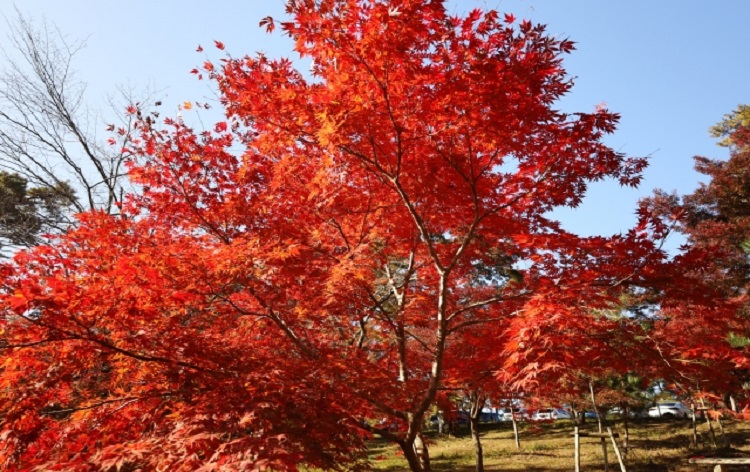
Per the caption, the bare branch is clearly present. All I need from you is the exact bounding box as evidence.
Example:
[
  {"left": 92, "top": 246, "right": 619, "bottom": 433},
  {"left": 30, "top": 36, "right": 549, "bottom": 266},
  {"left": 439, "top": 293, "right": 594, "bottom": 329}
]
[{"left": 0, "top": 10, "right": 157, "bottom": 247}]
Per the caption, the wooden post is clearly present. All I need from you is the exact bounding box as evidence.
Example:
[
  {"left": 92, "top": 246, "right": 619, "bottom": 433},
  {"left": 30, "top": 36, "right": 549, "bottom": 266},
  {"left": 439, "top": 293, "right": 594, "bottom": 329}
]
[
  {"left": 573, "top": 431, "right": 622, "bottom": 471},
  {"left": 607, "top": 427, "right": 627, "bottom": 472},
  {"left": 589, "top": 381, "right": 609, "bottom": 472}
]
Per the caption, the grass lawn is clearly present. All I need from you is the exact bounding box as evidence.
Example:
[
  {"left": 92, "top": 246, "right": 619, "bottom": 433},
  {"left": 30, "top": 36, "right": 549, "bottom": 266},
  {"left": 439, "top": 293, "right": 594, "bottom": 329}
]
[{"left": 365, "top": 418, "right": 750, "bottom": 471}]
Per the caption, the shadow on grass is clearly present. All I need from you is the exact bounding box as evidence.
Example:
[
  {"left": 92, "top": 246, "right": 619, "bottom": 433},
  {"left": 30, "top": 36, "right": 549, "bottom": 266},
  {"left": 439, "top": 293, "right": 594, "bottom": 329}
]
[
  {"left": 368, "top": 437, "right": 573, "bottom": 471},
  {"left": 372, "top": 460, "right": 576, "bottom": 472},
  {"left": 369, "top": 419, "right": 750, "bottom": 471}
]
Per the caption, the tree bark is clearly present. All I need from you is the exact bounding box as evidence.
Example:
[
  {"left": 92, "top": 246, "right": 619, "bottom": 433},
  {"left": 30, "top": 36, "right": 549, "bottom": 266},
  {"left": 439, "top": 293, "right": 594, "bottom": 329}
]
[
  {"left": 573, "top": 426, "right": 581, "bottom": 472},
  {"left": 415, "top": 433, "right": 431, "bottom": 472},
  {"left": 469, "top": 392, "right": 485, "bottom": 472},
  {"left": 691, "top": 401, "right": 698, "bottom": 448},
  {"left": 701, "top": 398, "right": 718, "bottom": 450},
  {"left": 622, "top": 403, "right": 630, "bottom": 454},
  {"left": 590, "top": 381, "right": 609, "bottom": 472},
  {"left": 401, "top": 440, "right": 424, "bottom": 472},
  {"left": 715, "top": 412, "right": 728, "bottom": 448},
  {"left": 510, "top": 403, "right": 521, "bottom": 450}
]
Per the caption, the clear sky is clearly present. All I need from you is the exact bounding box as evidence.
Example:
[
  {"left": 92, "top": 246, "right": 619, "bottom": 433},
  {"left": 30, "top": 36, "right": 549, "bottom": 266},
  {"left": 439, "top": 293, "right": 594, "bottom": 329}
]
[{"left": 1, "top": 1, "right": 748, "bottom": 249}]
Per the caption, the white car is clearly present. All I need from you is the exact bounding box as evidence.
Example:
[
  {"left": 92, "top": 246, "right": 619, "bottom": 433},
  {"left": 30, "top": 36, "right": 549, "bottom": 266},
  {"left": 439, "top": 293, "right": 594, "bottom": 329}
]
[
  {"left": 532, "top": 408, "right": 572, "bottom": 421},
  {"left": 608, "top": 406, "right": 647, "bottom": 418},
  {"left": 647, "top": 402, "right": 693, "bottom": 419},
  {"left": 500, "top": 408, "right": 528, "bottom": 422}
]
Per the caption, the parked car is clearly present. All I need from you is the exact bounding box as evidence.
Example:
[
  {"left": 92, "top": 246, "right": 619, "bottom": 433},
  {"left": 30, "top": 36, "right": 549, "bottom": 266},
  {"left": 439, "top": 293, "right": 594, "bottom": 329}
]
[
  {"left": 608, "top": 406, "right": 647, "bottom": 418},
  {"left": 500, "top": 408, "right": 528, "bottom": 422},
  {"left": 450, "top": 410, "right": 471, "bottom": 425},
  {"left": 569, "top": 410, "right": 601, "bottom": 421},
  {"left": 479, "top": 411, "right": 501, "bottom": 423},
  {"left": 531, "top": 408, "right": 572, "bottom": 421},
  {"left": 376, "top": 418, "right": 402, "bottom": 431},
  {"left": 428, "top": 410, "right": 470, "bottom": 429},
  {"left": 647, "top": 402, "right": 693, "bottom": 419}
]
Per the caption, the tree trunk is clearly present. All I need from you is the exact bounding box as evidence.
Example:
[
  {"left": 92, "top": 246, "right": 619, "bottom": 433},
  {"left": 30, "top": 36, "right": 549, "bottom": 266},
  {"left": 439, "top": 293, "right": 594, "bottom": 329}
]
[
  {"left": 398, "top": 417, "right": 432, "bottom": 472},
  {"left": 705, "top": 414, "right": 718, "bottom": 449},
  {"left": 469, "top": 393, "right": 485, "bottom": 472},
  {"left": 590, "top": 381, "right": 610, "bottom": 472},
  {"left": 470, "top": 415, "right": 484, "bottom": 472},
  {"left": 691, "top": 401, "right": 698, "bottom": 448},
  {"left": 510, "top": 404, "right": 521, "bottom": 449},
  {"left": 415, "top": 433, "right": 431, "bottom": 472},
  {"left": 401, "top": 440, "right": 424, "bottom": 472},
  {"left": 700, "top": 398, "right": 718, "bottom": 450},
  {"left": 715, "top": 412, "right": 728, "bottom": 448},
  {"left": 573, "top": 407, "right": 584, "bottom": 425},
  {"left": 622, "top": 403, "right": 630, "bottom": 453}
]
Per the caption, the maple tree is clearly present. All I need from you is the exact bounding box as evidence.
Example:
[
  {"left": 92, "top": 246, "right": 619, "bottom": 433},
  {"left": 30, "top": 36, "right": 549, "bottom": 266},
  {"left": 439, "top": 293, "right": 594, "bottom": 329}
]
[
  {"left": 0, "top": 1, "right": 684, "bottom": 471},
  {"left": 644, "top": 106, "right": 750, "bottom": 408},
  {"left": 685, "top": 106, "right": 750, "bottom": 301}
]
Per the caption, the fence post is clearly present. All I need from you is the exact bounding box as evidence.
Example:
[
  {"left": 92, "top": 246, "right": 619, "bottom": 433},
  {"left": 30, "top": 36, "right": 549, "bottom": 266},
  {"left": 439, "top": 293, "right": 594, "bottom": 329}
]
[{"left": 607, "top": 427, "right": 627, "bottom": 472}]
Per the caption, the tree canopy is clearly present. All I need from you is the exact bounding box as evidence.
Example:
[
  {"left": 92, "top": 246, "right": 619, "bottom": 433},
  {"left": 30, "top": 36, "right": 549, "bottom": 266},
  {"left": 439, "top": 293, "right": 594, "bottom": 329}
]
[{"left": 0, "top": 2, "right": 746, "bottom": 471}]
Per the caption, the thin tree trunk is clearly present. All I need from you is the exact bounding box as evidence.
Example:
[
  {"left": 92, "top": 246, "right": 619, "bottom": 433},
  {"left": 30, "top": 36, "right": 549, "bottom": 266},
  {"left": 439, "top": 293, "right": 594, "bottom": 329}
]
[
  {"left": 469, "top": 393, "right": 485, "bottom": 472},
  {"left": 715, "top": 413, "right": 728, "bottom": 448},
  {"left": 691, "top": 401, "right": 698, "bottom": 448},
  {"left": 622, "top": 403, "right": 630, "bottom": 454},
  {"left": 701, "top": 398, "right": 718, "bottom": 450},
  {"left": 590, "top": 381, "right": 610, "bottom": 472},
  {"left": 510, "top": 403, "right": 521, "bottom": 450},
  {"left": 573, "top": 407, "right": 584, "bottom": 425},
  {"left": 705, "top": 414, "right": 718, "bottom": 449},
  {"left": 573, "top": 426, "right": 581, "bottom": 472}
]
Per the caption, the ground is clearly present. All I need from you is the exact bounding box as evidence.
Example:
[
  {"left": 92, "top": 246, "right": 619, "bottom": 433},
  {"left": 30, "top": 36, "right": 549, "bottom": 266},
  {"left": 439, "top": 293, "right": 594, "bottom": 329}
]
[{"left": 359, "top": 418, "right": 750, "bottom": 471}]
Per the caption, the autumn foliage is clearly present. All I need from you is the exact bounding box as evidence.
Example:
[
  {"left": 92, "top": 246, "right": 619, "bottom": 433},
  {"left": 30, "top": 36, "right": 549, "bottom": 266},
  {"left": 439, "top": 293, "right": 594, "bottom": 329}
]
[
  {"left": 0, "top": 1, "right": 745, "bottom": 471},
  {"left": 645, "top": 107, "right": 750, "bottom": 393}
]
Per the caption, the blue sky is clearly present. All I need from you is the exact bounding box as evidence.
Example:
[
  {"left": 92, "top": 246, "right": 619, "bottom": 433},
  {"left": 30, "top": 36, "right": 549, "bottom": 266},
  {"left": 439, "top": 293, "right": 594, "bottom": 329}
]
[{"left": 1, "top": 1, "right": 748, "bottom": 249}]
